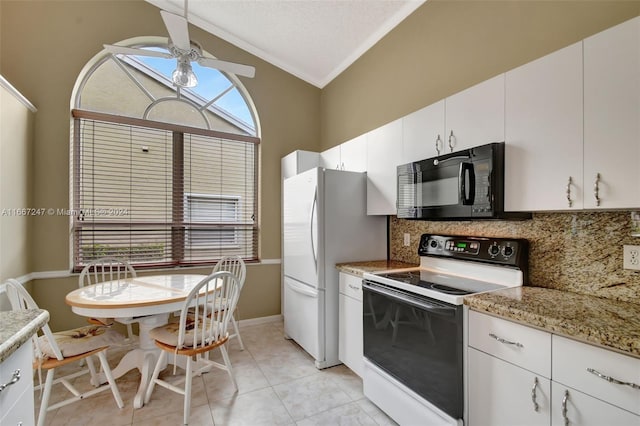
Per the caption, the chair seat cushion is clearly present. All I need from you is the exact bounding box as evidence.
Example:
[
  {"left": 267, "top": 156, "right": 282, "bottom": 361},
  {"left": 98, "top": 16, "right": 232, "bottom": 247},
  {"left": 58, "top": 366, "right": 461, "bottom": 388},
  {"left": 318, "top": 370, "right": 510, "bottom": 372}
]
[
  {"left": 149, "top": 316, "right": 222, "bottom": 348},
  {"left": 38, "top": 325, "right": 125, "bottom": 359}
]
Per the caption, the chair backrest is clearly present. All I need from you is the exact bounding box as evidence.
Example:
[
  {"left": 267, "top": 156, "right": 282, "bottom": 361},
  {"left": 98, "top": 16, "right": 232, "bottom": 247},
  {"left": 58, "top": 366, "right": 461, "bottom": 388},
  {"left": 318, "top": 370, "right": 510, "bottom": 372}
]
[
  {"left": 175, "top": 271, "right": 240, "bottom": 350},
  {"left": 4, "top": 279, "right": 64, "bottom": 361},
  {"left": 212, "top": 256, "right": 246, "bottom": 291},
  {"left": 79, "top": 257, "right": 136, "bottom": 288}
]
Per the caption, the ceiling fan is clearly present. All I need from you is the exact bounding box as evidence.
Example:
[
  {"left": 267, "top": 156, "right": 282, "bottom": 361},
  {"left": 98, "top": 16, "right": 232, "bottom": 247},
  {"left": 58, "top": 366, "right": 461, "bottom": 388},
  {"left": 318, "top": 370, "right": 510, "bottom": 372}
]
[{"left": 103, "top": 2, "right": 255, "bottom": 88}]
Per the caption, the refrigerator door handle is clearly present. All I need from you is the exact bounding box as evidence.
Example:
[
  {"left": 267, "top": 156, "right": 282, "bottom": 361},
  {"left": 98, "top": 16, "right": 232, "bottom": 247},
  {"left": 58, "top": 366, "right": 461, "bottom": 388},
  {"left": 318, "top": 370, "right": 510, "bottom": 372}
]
[
  {"left": 310, "top": 190, "right": 318, "bottom": 273},
  {"left": 287, "top": 278, "right": 319, "bottom": 298}
]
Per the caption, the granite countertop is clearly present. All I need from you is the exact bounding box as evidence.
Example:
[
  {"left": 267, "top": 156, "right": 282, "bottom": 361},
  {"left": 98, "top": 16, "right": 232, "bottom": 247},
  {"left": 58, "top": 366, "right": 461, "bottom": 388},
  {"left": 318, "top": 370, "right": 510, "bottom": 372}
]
[
  {"left": 464, "top": 286, "right": 640, "bottom": 359},
  {"left": 0, "top": 309, "right": 49, "bottom": 363},
  {"left": 336, "top": 260, "right": 419, "bottom": 277}
]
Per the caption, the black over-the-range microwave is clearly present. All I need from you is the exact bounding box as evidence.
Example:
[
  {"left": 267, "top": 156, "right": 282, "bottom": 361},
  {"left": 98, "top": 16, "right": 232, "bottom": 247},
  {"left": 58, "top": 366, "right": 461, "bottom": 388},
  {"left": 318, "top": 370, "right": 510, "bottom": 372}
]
[{"left": 396, "top": 142, "right": 531, "bottom": 220}]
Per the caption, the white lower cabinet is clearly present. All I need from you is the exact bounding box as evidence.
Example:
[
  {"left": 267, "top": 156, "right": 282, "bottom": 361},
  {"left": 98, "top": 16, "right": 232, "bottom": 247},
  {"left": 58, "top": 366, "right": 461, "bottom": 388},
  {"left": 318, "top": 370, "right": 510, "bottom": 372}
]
[
  {"left": 0, "top": 339, "right": 35, "bottom": 426},
  {"left": 551, "top": 382, "right": 640, "bottom": 426},
  {"left": 467, "top": 310, "right": 640, "bottom": 426},
  {"left": 338, "top": 272, "right": 363, "bottom": 377},
  {"left": 468, "top": 348, "right": 551, "bottom": 426}
]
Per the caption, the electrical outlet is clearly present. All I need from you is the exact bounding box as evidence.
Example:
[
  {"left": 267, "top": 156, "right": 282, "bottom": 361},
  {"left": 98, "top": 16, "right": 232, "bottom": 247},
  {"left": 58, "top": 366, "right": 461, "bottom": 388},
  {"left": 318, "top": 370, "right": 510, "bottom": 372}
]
[
  {"left": 623, "top": 245, "right": 640, "bottom": 270},
  {"left": 403, "top": 233, "right": 411, "bottom": 247}
]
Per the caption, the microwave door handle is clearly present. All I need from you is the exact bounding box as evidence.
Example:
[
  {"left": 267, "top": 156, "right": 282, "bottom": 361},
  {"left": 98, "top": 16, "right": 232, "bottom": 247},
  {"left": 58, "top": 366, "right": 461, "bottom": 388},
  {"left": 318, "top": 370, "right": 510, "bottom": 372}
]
[{"left": 459, "top": 162, "right": 475, "bottom": 205}]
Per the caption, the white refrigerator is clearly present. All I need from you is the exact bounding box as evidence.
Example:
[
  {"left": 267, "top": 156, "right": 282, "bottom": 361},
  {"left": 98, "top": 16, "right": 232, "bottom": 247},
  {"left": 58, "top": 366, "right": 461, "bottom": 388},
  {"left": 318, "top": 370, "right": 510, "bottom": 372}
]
[{"left": 283, "top": 167, "right": 386, "bottom": 369}]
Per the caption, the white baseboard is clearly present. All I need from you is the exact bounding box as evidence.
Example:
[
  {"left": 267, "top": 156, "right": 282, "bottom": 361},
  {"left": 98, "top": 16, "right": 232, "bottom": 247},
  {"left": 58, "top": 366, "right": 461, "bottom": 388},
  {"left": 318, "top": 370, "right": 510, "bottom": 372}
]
[{"left": 238, "top": 314, "right": 282, "bottom": 327}]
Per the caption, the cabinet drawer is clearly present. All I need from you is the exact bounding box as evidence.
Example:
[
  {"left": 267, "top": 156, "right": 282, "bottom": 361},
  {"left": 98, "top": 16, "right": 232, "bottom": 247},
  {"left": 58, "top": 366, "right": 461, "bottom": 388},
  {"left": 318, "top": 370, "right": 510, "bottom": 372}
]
[
  {"left": 468, "top": 310, "right": 551, "bottom": 377},
  {"left": 0, "top": 340, "right": 33, "bottom": 417},
  {"left": 339, "top": 272, "right": 362, "bottom": 301},
  {"left": 553, "top": 335, "right": 640, "bottom": 415}
]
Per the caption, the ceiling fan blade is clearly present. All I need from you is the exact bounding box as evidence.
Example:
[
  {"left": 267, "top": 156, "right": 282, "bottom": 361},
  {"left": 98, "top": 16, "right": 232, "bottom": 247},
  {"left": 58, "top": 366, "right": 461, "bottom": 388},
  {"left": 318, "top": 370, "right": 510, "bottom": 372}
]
[
  {"left": 198, "top": 57, "right": 256, "bottom": 78},
  {"left": 160, "top": 10, "right": 191, "bottom": 52},
  {"left": 103, "top": 44, "right": 172, "bottom": 59}
]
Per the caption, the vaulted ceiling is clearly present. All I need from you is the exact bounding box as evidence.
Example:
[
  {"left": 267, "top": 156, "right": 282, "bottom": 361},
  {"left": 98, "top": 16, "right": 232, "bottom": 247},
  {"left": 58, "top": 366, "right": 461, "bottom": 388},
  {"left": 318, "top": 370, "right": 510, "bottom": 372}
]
[{"left": 146, "top": 0, "right": 425, "bottom": 88}]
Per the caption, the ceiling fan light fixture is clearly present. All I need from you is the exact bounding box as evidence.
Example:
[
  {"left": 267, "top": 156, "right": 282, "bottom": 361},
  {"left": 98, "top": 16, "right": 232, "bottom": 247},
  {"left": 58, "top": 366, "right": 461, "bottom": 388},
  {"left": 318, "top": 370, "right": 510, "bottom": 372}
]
[{"left": 172, "top": 59, "right": 197, "bottom": 88}]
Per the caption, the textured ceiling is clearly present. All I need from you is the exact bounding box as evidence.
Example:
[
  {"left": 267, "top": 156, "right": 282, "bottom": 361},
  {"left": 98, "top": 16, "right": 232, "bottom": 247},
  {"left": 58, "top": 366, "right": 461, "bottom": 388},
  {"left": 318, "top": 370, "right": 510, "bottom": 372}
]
[{"left": 146, "top": 0, "right": 425, "bottom": 88}]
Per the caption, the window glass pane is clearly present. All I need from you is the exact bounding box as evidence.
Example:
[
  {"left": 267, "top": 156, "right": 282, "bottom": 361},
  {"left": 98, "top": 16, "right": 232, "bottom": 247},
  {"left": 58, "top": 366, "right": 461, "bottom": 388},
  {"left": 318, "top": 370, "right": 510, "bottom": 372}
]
[{"left": 214, "top": 88, "right": 254, "bottom": 128}]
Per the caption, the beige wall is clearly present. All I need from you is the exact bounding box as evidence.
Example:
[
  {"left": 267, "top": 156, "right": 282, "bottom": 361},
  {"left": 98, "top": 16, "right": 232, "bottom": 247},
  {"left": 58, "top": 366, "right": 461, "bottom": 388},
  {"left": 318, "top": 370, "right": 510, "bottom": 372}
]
[
  {"left": 0, "top": 0, "right": 320, "bottom": 330},
  {"left": 0, "top": 83, "right": 33, "bottom": 281},
  {"left": 320, "top": 0, "right": 640, "bottom": 149}
]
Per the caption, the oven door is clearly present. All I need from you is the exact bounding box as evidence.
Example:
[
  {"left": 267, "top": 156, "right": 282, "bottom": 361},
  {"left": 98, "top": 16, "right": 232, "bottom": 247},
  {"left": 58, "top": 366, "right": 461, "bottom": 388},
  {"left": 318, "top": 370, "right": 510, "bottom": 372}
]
[{"left": 362, "top": 280, "right": 463, "bottom": 419}]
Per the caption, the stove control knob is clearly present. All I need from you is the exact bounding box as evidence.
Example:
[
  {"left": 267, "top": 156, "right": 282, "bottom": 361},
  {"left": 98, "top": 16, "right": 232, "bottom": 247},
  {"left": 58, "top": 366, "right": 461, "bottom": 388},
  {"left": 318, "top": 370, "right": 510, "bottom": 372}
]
[
  {"left": 429, "top": 239, "right": 438, "bottom": 248},
  {"left": 488, "top": 244, "right": 500, "bottom": 256},
  {"left": 502, "top": 246, "right": 514, "bottom": 258}
]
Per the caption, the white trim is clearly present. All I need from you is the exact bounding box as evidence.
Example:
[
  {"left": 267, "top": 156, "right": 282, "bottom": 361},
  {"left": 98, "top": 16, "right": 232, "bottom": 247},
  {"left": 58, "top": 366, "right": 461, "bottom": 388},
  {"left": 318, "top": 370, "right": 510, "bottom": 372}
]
[
  {"left": 0, "top": 75, "right": 37, "bottom": 112},
  {"left": 238, "top": 314, "right": 282, "bottom": 328},
  {"left": 10, "top": 259, "right": 281, "bottom": 283}
]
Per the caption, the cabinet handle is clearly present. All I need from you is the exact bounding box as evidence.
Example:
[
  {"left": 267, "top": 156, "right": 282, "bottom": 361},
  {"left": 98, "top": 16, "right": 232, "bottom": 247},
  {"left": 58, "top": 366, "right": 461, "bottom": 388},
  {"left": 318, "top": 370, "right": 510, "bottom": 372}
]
[
  {"left": 0, "top": 369, "right": 21, "bottom": 393},
  {"left": 586, "top": 367, "right": 640, "bottom": 390},
  {"left": 531, "top": 377, "right": 539, "bottom": 412},
  {"left": 561, "top": 390, "right": 569, "bottom": 426},
  {"left": 489, "top": 333, "right": 523, "bottom": 348},
  {"left": 566, "top": 177, "right": 573, "bottom": 208},
  {"left": 435, "top": 135, "right": 442, "bottom": 155},
  {"left": 348, "top": 284, "right": 360, "bottom": 291},
  {"left": 448, "top": 130, "right": 456, "bottom": 152},
  {"left": 341, "top": 162, "right": 345, "bottom": 171},
  {"left": 335, "top": 163, "right": 340, "bottom": 170},
  {"left": 593, "top": 173, "right": 601, "bottom": 206}
]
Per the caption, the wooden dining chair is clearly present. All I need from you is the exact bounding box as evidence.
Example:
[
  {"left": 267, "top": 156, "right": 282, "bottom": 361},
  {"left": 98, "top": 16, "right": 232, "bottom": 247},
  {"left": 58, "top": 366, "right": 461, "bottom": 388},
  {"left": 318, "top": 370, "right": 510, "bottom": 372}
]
[
  {"left": 212, "top": 255, "right": 246, "bottom": 350},
  {"left": 144, "top": 271, "right": 241, "bottom": 425},
  {"left": 79, "top": 256, "right": 138, "bottom": 341},
  {"left": 4, "top": 279, "right": 125, "bottom": 426}
]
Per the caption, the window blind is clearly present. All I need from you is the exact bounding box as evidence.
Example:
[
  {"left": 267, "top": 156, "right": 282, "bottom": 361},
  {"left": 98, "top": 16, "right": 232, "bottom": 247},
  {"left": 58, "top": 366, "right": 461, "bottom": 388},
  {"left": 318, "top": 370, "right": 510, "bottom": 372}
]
[{"left": 71, "top": 110, "right": 259, "bottom": 271}]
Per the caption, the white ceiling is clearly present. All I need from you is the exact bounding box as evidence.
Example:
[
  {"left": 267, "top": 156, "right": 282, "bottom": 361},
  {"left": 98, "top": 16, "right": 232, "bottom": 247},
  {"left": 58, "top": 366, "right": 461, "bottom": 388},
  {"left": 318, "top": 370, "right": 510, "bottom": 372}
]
[{"left": 145, "top": 0, "right": 425, "bottom": 88}]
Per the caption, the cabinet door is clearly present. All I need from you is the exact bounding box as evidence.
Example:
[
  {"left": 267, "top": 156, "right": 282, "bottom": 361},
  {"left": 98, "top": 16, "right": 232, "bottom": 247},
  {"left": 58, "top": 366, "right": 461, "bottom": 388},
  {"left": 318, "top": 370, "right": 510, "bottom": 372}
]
[
  {"left": 584, "top": 17, "right": 640, "bottom": 209},
  {"left": 445, "top": 74, "right": 505, "bottom": 153},
  {"left": 340, "top": 134, "right": 367, "bottom": 172},
  {"left": 551, "top": 382, "right": 640, "bottom": 426},
  {"left": 505, "top": 42, "right": 584, "bottom": 211},
  {"left": 468, "top": 348, "right": 551, "bottom": 426},
  {"left": 402, "top": 100, "right": 445, "bottom": 163},
  {"left": 320, "top": 145, "right": 341, "bottom": 170},
  {"left": 338, "top": 293, "right": 363, "bottom": 377},
  {"left": 366, "top": 118, "right": 403, "bottom": 215}
]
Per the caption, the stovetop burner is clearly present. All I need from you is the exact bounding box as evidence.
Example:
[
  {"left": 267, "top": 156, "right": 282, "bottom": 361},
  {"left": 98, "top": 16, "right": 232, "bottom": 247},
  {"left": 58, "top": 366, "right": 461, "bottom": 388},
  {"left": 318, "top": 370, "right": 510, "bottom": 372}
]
[
  {"left": 428, "top": 283, "right": 472, "bottom": 295},
  {"left": 375, "top": 270, "right": 499, "bottom": 298}
]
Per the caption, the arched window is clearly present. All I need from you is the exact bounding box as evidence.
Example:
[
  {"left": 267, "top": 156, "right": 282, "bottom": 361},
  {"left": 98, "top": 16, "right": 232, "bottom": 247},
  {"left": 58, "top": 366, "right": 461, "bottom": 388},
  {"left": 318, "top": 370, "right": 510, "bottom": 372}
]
[{"left": 70, "top": 37, "right": 259, "bottom": 271}]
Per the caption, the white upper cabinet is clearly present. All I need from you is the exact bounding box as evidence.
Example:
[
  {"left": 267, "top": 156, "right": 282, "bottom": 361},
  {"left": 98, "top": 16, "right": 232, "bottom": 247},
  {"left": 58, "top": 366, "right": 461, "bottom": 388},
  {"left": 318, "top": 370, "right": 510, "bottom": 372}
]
[
  {"left": 320, "top": 145, "right": 341, "bottom": 170},
  {"left": 584, "top": 16, "right": 640, "bottom": 209},
  {"left": 320, "top": 135, "right": 367, "bottom": 172},
  {"left": 402, "top": 100, "right": 445, "bottom": 163},
  {"left": 505, "top": 42, "right": 584, "bottom": 211},
  {"left": 445, "top": 74, "right": 505, "bottom": 153},
  {"left": 282, "top": 150, "right": 319, "bottom": 180},
  {"left": 367, "top": 118, "right": 403, "bottom": 215},
  {"left": 340, "top": 134, "right": 367, "bottom": 172}
]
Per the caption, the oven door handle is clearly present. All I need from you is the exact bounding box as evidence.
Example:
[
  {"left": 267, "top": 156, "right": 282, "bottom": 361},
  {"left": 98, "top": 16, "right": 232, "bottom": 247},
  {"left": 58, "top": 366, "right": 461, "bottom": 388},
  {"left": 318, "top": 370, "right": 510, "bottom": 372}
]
[{"left": 363, "top": 281, "right": 457, "bottom": 316}]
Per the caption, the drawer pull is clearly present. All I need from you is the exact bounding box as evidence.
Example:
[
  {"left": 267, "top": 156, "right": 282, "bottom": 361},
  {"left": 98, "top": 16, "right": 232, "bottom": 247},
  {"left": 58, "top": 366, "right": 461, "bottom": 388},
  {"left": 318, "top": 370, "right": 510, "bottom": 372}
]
[
  {"left": 0, "top": 369, "right": 21, "bottom": 393},
  {"left": 348, "top": 284, "right": 360, "bottom": 291},
  {"left": 586, "top": 367, "right": 640, "bottom": 390},
  {"left": 531, "top": 377, "right": 539, "bottom": 412},
  {"left": 561, "top": 390, "right": 569, "bottom": 426},
  {"left": 489, "top": 333, "right": 523, "bottom": 348}
]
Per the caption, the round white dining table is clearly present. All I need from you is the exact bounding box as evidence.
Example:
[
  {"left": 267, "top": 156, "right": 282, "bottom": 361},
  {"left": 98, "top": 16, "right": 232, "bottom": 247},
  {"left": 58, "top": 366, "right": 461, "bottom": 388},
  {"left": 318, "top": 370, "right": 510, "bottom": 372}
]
[{"left": 65, "top": 274, "right": 207, "bottom": 409}]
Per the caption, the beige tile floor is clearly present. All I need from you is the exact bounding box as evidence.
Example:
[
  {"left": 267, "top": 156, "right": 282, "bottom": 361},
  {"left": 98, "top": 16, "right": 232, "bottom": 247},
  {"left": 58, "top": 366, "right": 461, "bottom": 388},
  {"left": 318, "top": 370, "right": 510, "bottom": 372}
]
[{"left": 36, "top": 319, "right": 397, "bottom": 425}]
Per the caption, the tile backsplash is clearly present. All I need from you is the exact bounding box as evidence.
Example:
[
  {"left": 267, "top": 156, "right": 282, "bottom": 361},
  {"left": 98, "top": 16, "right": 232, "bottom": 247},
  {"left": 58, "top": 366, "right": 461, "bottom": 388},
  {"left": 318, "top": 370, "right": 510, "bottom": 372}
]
[{"left": 390, "top": 211, "right": 640, "bottom": 304}]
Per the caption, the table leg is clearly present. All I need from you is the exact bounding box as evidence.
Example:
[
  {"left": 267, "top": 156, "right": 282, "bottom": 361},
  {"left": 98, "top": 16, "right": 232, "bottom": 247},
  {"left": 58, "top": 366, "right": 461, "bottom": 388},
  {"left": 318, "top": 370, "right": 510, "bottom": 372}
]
[{"left": 102, "top": 314, "right": 169, "bottom": 408}]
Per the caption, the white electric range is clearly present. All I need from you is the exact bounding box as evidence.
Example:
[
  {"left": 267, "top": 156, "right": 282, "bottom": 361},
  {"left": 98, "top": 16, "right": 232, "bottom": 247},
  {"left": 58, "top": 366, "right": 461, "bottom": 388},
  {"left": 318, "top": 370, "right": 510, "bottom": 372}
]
[{"left": 361, "top": 233, "right": 529, "bottom": 426}]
